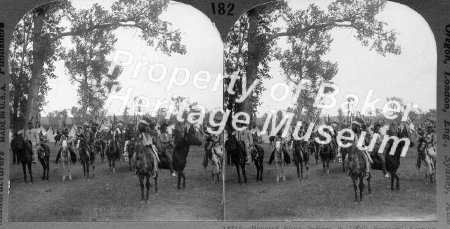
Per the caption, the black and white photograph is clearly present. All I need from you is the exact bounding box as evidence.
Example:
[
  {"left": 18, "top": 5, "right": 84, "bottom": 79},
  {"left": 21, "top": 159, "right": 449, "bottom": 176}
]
[
  {"left": 8, "top": 0, "right": 224, "bottom": 221},
  {"left": 223, "top": 0, "right": 437, "bottom": 221}
]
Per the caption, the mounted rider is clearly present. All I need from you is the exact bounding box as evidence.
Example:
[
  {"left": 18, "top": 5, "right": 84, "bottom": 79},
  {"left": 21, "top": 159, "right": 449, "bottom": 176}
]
[
  {"left": 80, "top": 122, "right": 94, "bottom": 153},
  {"left": 425, "top": 124, "right": 436, "bottom": 157},
  {"left": 203, "top": 121, "right": 222, "bottom": 169},
  {"left": 350, "top": 118, "right": 373, "bottom": 178},
  {"left": 235, "top": 122, "right": 254, "bottom": 164},
  {"left": 135, "top": 117, "right": 160, "bottom": 178},
  {"left": 159, "top": 122, "right": 176, "bottom": 177},
  {"left": 24, "top": 121, "right": 41, "bottom": 164},
  {"left": 370, "top": 121, "right": 389, "bottom": 178}
]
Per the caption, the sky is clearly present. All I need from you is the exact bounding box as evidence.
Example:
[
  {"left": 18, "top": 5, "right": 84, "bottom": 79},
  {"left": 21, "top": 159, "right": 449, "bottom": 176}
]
[
  {"left": 43, "top": 0, "right": 223, "bottom": 116},
  {"left": 257, "top": 0, "right": 436, "bottom": 117},
  {"left": 38, "top": 0, "right": 436, "bottom": 119}
]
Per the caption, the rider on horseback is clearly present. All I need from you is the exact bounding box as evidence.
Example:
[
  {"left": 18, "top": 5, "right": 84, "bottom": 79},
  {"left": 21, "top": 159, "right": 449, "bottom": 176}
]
[
  {"left": 24, "top": 122, "right": 41, "bottom": 164},
  {"left": 159, "top": 122, "right": 176, "bottom": 177},
  {"left": 135, "top": 117, "right": 160, "bottom": 178},
  {"left": 351, "top": 118, "right": 372, "bottom": 178},
  {"left": 204, "top": 123, "right": 221, "bottom": 169},
  {"left": 235, "top": 122, "right": 254, "bottom": 165},
  {"left": 371, "top": 122, "right": 389, "bottom": 178},
  {"left": 80, "top": 122, "right": 94, "bottom": 154}
]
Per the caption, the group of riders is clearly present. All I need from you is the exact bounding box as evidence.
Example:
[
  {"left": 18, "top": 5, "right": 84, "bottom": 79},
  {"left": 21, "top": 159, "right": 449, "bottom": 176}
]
[
  {"left": 14, "top": 116, "right": 227, "bottom": 181},
  {"left": 224, "top": 117, "right": 437, "bottom": 182},
  {"left": 14, "top": 115, "right": 437, "bottom": 183}
]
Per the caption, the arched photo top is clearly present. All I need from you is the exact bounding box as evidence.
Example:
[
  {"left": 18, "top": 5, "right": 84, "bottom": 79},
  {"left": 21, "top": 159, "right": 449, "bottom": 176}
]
[
  {"left": 223, "top": 0, "right": 437, "bottom": 221},
  {"left": 8, "top": 0, "right": 223, "bottom": 222}
]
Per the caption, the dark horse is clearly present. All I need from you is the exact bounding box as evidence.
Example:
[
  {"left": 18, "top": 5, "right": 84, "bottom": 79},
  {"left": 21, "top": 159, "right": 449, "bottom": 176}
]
[
  {"left": 252, "top": 144, "right": 264, "bottom": 182},
  {"left": 292, "top": 139, "right": 310, "bottom": 181},
  {"left": 38, "top": 143, "right": 51, "bottom": 180},
  {"left": 319, "top": 135, "right": 337, "bottom": 174},
  {"left": 10, "top": 133, "right": 33, "bottom": 183},
  {"left": 371, "top": 123, "right": 412, "bottom": 190},
  {"left": 134, "top": 140, "right": 158, "bottom": 201},
  {"left": 158, "top": 123, "right": 202, "bottom": 189},
  {"left": 225, "top": 132, "right": 247, "bottom": 184},
  {"left": 344, "top": 144, "right": 371, "bottom": 202},
  {"left": 106, "top": 132, "right": 121, "bottom": 173},
  {"left": 76, "top": 136, "right": 96, "bottom": 178}
]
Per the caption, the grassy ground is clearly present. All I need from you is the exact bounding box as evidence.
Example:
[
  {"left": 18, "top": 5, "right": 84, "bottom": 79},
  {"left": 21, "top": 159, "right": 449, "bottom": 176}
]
[
  {"left": 9, "top": 143, "right": 223, "bottom": 221},
  {"left": 224, "top": 142, "right": 436, "bottom": 221}
]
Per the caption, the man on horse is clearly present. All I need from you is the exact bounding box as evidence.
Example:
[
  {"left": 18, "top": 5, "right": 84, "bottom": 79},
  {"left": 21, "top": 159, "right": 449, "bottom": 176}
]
[
  {"left": 350, "top": 118, "right": 372, "bottom": 178},
  {"left": 81, "top": 122, "right": 94, "bottom": 153},
  {"left": 24, "top": 122, "right": 41, "bottom": 164},
  {"left": 235, "top": 122, "right": 253, "bottom": 164},
  {"left": 159, "top": 122, "right": 176, "bottom": 177},
  {"left": 370, "top": 122, "right": 389, "bottom": 178},
  {"left": 135, "top": 117, "right": 160, "bottom": 178},
  {"left": 203, "top": 122, "right": 222, "bottom": 170}
]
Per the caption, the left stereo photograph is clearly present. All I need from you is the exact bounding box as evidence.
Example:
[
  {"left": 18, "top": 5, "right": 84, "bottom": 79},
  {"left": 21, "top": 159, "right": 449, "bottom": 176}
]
[{"left": 7, "top": 0, "right": 224, "bottom": 221}]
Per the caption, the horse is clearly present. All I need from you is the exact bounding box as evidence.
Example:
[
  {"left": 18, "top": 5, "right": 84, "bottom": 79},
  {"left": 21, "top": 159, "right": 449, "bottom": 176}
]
[
  {"left": 252, "top": 143, "right": 264, "bottom": 182},
  {"left": 76, "top": 136, "right": 96, "bottom": 179},
  {"left": 371, "top": 123, "right": 412, "bottom": 190},
  {"left": 134, "top": 140, "right": 158, "bottom": 201},
  {"left": 105, "top": 132, "right": 121, "bottom": 173},
  {"left": 10, "top": 133, "right": 33, "bottom": 183},
  {"left": 343, "top": 144, "right": 371, "bottom": 202},
  {"left": 93, "top": 138, "right": 106, "bottom": 164},
  {"left": 309, "top": 137, "right": 320, "bottom": 164},
  {"left": 319, "top": 138, "right": 337, "bottom": 175},
  {"left": 292, "top": 139, "right": 309, "bottom": 181},
  {"left": 225, "top": 132, "right": 247, "bottom": 184},
  {"left": 125, "top": 139, "right": 136, "bottom": 171},
  {"left": 37, "top": 143, "right": 50, "bottom": 180},
  {"left": 158, "top": 123, "right": 202, "bottom": 189}
]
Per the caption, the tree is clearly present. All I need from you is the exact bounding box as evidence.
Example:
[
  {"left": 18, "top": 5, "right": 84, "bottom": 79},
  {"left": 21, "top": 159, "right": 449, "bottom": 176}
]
[
  {"left": 47, "top": 111, "right": 60, "bottom": 128},
  {"left": 64, "top": 4, "right": 121, "bottom": 123},
  {"left": 224, "top": 0, "right": 401, "bottom": 128},
  {"left": 18, "top": 0, "right": 186, "bottom": 130}
]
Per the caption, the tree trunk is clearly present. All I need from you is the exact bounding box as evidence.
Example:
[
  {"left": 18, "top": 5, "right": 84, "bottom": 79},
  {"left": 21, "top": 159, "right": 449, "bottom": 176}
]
[
  {"left": 242, "top": 8, "right": 259, "bottom": 124},
  {"left": 25, "top": 7, "right": 45, "bottom": 130}
]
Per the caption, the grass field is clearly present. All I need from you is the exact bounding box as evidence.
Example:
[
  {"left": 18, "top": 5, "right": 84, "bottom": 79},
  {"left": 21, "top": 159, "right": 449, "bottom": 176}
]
[
  {"left": 9, "top": 143, "right": 223, "bottom": 221},
  {"left": 224, "top": 142, "right": 437, "bottom": 221}
]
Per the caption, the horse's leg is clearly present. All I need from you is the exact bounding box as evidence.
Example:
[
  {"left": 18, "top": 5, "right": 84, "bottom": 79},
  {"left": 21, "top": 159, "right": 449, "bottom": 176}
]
[
  {"left": 260, "top": 159, "right": 264, "bottom": 182},
  {"left": 327, "top": 159, "right": 330, "bottom": 175},
  {"left": 86, "top": 161, "right": 90, "bottom": 179},
  {"left": 21, "top": 162, "right": 27, "bottom": 183},
  {"left": 359, "top": 177, "right": 364, "bottom": 202},
  {"left": 28, "top": 162, "right": 33, "bottom": 183},
  {"left": 113, "top": 158, "right": 116, "bottom": 173},
  {"left": 275, "top": 163, "right": 280, "bottom": 182},
  {"left": 395, "top": 172, "right": 400, "bottom": 190},
  {"left": 139, "top": 175, "right": 145, "bottom": 201},
  {"left": 390, "top": 173, "right": 395, "bottom": 190},
  {"left": 367, "top": 173, "right": 372, "bottom": 195},
  {"left": 109, "top": 159, "right": 112, "bottom": 171},
  {"left": 235, "top": 164, "right": 241, "bottom": 184},
  {"left": 41, "top": 162, "right": 45, "bottom": 180},
  {"left": 177, "top": 171, "right": 181, "bottom": 190},
  {"left": 146, "top": 175, "right": 150, "bottom": 201},
  {"left": 241, "top": 164, "right": 247, "bottom": 184},
  {"left": 154, "top": 173, "right": 158, "bottom": 193},
  {"left": 68, "top": 161, "right": 72, "bottom": 180},
  {"left": 352, "top": 178, "right": 358, "bottom": 202}
]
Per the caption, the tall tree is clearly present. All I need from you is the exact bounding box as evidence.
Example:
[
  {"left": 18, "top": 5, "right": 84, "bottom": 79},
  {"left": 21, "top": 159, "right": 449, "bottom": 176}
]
[
  {"left": 17, "top": 0, "right": 186, "bottom": 130},
  {"left": 64, "top": 4, "right": 121, "bottom": 123},
  {"left": 224, "top": 0, "right": 401, "bottom": 128}
]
